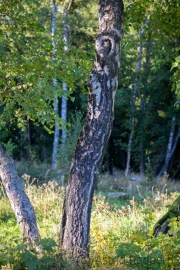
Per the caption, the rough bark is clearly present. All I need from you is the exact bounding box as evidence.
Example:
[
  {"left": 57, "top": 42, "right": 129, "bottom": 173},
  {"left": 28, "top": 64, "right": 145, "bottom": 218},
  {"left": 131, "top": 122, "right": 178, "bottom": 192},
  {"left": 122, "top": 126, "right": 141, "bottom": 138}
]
[
  {"left": 60, "top": 0, "right": 124, "bottom": 257},
  {"left": 0, "top": 145, "right": 40, "bottom": 242}
]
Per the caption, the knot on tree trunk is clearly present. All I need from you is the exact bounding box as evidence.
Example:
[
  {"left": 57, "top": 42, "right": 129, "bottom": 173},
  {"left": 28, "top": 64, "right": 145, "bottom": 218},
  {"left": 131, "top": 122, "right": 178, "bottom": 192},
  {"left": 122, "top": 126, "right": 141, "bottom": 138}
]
[{"left": 95, "top": 35, "right": 115, "bottom": 59}]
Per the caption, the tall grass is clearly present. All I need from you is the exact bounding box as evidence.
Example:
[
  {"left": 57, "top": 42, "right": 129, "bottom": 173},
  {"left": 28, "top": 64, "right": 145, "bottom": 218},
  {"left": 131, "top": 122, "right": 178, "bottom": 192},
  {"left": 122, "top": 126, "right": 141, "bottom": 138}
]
[{"left": 0, "top": 166, "right": 180, "bottom": 269}]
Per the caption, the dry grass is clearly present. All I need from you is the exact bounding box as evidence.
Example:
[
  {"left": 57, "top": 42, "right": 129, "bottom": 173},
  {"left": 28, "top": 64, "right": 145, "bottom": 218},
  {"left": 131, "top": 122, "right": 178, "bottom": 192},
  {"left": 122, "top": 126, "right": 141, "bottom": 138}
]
[{"left": 1, "top": 169, "right": 180, "bottom": 269}]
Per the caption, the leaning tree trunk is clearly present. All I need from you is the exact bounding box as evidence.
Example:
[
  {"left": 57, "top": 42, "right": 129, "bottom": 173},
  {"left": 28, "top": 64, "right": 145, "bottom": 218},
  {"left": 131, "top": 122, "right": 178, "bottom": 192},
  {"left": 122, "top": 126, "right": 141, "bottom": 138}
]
[
  {"left": 158, "top": 126, "right": 180, "bottom": 177},
  {"left": 0, "top": 146, "right": 40, "bottom": 243},
  {"left": 60, "top": 0, "right": 124, "bottom": 258},
  {"left": 165, "top": 116, "right": 176, "bottom": 165}
]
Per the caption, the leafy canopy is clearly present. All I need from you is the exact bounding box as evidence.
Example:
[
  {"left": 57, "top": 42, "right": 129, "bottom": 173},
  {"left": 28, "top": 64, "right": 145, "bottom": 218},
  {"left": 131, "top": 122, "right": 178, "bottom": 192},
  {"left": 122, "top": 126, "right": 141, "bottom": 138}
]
[{"left": 0, "top": 0, "right": 92, "bottom": 131}]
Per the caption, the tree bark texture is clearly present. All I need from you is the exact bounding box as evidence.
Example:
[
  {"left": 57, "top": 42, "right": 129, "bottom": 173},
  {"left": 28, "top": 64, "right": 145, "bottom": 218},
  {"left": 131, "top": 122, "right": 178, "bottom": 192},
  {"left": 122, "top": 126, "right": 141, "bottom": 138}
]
[
  {"left": 60, "top": 0, "right": 124, "bottom": 257},
  {"left": 0, "top": 146, "right": 40, "bottom": 242}
]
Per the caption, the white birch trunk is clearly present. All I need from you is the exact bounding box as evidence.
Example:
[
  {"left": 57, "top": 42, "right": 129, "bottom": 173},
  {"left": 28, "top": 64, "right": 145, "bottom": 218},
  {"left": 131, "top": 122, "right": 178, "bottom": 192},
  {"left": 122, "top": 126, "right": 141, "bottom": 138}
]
[
  {"left": 0, "top": 146, "right": 40, "bottom": 242},
  {"left": 52, "top": 1, "right": 72, "bottom": 167},
  {"left": 138, "top": 19, "right": 150, "bottom": 175},
  {"left": 158, "top": 121, "right": 179, "bottom": 177},
  {"left": 138, "top": 29, "right": 145, "bottom": 175},
  {"left": 60, "top": 0, "right": 124, "bottom": 257},
  {"left": 165, "top": 116, "right": 176, "bottom": 164},
  {"left": 125, "top": 83, "right": 136, "bottom": 177},
  {"left": 61, "top": 82, "right": 68, "bottom": 141},
  {"left": 51, "top": 0, "right": 60, "bottom": 170},
  {"left": 125, "top": 25, "right": 145, "bottom": 177},
  {"left": 61, "top": 21, "right": 69, "bottom": 142}
]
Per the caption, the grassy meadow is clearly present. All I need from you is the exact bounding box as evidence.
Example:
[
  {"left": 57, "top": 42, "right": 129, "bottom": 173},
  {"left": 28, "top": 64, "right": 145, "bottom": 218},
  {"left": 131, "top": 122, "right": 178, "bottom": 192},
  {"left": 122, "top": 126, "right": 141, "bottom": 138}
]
[{"left": 0, "top": 162, "right": 180, "bottom": 269}]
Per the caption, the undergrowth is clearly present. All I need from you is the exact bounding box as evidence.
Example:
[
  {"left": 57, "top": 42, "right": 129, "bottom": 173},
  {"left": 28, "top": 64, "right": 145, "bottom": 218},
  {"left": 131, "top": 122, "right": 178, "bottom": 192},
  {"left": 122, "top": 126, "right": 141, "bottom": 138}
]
[{"left": 0, "top": 167, "right": 180, "bottom": 269}]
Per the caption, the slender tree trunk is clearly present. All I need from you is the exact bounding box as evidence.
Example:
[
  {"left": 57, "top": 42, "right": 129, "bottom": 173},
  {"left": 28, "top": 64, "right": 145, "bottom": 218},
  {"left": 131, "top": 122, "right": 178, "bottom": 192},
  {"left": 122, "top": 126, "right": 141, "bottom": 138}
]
[
  {"left": 138, "top": 29, "right": 145, "bottom": 176},
  {"left": 158, "top": 125, "right": 180, "bottom": 177},
  {"left": 165, "top": 116, "right": 176, "bottom": 164},
  {"left": 125, "top": 83, "right": 136, "bottom": 177},
  {"left": 125, "top": 24, "right": 146, "bottom": 177},
  {"left": 27, "top": 117, "right": 31, "bottom": 148},
  {"left": 0, "top": 145, "right": 40, "bottom": 242},
  {"left": 60, "top": 0, "right": 124, "bottom": 258},
  {"left": 52, "top": 91, "right": 60, "bottom": 170},
  {"left": 61, "top": 19, "right": 69, "bottom": 141},
  {"left": 137, "top": 19, "right": 150, "bottom": 176},
  {"left": 51, "top": 0, "right": 60, "bottom": 170}
]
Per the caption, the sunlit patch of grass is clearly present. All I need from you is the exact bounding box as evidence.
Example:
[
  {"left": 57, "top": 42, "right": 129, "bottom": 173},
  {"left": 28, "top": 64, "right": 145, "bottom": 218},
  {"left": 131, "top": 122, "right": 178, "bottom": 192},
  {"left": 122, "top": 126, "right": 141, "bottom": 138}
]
[
  {"left": 1, "top": 168, "right": 180, "bottom": 269},
  {"left": 90, "top": 173, "right": 180, "bottom": 269}
]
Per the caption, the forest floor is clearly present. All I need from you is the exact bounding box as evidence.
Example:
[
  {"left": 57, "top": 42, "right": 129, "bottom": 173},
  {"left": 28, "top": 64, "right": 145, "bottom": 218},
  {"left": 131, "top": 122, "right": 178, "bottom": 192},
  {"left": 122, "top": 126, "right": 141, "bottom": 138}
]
[{"left": 1, "top": 162, "right": 180, "bottom": 269}]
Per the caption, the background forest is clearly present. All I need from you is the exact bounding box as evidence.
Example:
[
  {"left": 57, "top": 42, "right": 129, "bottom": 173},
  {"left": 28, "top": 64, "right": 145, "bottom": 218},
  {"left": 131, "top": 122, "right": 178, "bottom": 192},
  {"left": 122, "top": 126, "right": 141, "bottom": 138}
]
[
  {"left": 0, "top": 0, "right": 180, "bottom": 179},
  {"left": 1, "top": 0, "right": 180, "bottom": 269}
]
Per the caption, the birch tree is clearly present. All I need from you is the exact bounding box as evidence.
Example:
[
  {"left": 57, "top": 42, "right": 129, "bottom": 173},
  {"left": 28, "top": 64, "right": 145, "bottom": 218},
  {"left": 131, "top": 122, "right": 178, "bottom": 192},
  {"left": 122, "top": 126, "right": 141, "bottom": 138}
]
[
  {"left": 158, "top": 121, "right": 180, "bottom": 177},
  {"left": 52, "top": 0, "right": 72, "bottom": 169},
  {"left": 125, "top": 20, "right": 147, "bottom": 177},
  {"left": 61, "top": 1, "right": 72, "bottom": 142},
  {"left": 125, "top": 83, "right": 136, "bottom": 177},
  {"left": 0, "top": 146, "right": 40, "bottom": 243},
  {"left": 60, "top": 0, "right": 124, "bottom": 257},
  {"left": 51, "top": 0, "right": 60, "bottom": 170}
]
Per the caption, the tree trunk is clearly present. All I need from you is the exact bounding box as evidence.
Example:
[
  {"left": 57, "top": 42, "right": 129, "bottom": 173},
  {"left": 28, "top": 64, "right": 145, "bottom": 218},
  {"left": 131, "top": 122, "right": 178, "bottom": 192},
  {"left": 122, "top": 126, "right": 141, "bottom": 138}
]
[
  {"left": 158, "top": 125, "right": 180, "bottom": 177},
  {"left": 125, "top": 83, "right": 136, "bottom": 177},
  {"left": 125, "top": 22, "right": 147, "bottom": 177},
  {"left": 51, "top": 0, "right": 60, "bottom": 170},
  {"left": 61, "top": 19, "right": 69, "bottom": 142},
  {"left": 165, "top": 116, "right": 176, "bottom": 164},
  {"left": 0, "top": 145, "right": 40, "bottom": 243},
  {"left": 52, "top": 92, "right": 60, "bottom": 170},
  {"left": 137, "top": 19, "right": 150, "bottom": 176},
  {"left": 60, "top": 0, "right": 124, "bottom": 258},
  {"left": 61, "top": 83, "right": 68, "bottom": 142},
  {"left": 138, "top": 29, "right": 145, "bottom": 176}
]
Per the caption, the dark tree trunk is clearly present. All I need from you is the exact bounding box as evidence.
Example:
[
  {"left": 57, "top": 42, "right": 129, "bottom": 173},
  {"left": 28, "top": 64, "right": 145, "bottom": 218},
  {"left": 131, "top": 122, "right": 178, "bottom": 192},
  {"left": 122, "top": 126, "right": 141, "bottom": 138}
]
[
  {"left": 60, "top": 0, "right": 124, "bottom": 257},
  {"left": 0, "top": 145, "right": 40, "bottom": 243}
]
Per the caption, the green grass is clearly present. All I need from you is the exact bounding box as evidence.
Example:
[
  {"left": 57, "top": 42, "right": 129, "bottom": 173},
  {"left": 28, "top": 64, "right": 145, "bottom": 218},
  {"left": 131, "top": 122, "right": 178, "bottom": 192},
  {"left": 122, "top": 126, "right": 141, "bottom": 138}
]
[{"left": 1, "top": 167, "right": 180, "bottom": 269}]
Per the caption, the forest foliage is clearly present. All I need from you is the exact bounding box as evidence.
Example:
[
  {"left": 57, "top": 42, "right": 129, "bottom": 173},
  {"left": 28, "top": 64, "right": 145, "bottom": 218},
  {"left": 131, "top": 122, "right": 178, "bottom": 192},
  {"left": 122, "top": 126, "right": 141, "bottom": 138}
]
[
  {"left": 0, "top": 0, "right": 180, "bottom": 177},
  {"left": 0, "top": 0, "right": 180, "bottom": 268}
]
